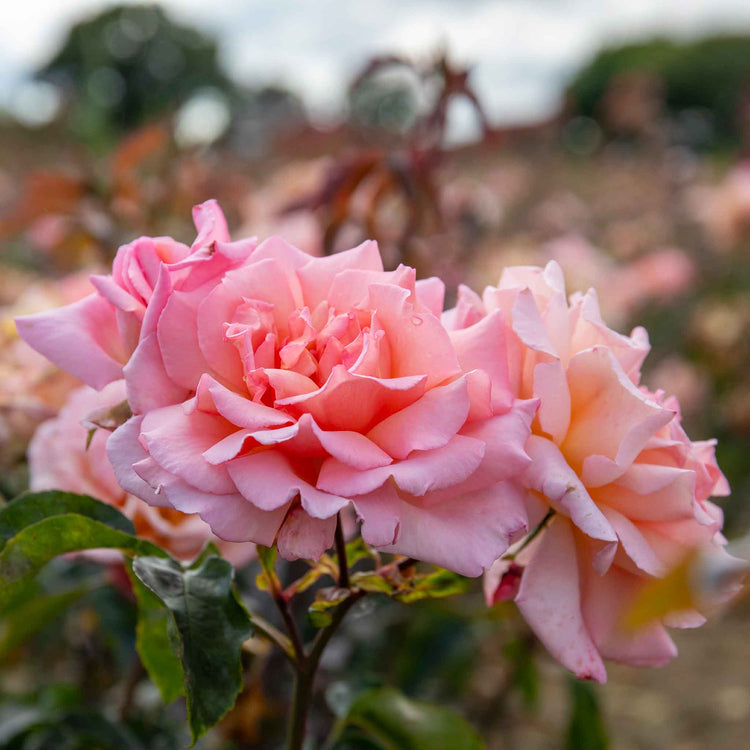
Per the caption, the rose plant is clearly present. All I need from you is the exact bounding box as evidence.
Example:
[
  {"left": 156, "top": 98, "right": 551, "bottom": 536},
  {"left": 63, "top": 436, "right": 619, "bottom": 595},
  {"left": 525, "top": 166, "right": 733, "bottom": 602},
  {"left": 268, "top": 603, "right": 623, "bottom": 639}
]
[{"left": 4, "top": 202, "right": 743, "bottom": 748}]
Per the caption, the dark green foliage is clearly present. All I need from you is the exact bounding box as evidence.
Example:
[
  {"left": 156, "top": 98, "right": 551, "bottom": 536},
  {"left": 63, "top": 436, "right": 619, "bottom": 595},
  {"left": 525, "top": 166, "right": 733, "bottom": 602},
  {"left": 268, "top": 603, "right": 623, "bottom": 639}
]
[
  {"left": 0, "top": 584, "right": 92, "bottom": 659},
  {"left": 0, "top": 490, "right": 136, "bottom": 543},
  {"left": 0, "top": 684, "right": 139, "bottom": 749},
  {"left": 132, "top": 555, "right": 253, "bottom": 743},
  {"left": 36, "top": 3, "right": 232, "bottom": 140},
  {"left": 566, "top": 678, "right": 609, "bottom": 750},
  {"left": 503, "top": 636, "right": 539, "bottom": 710},
  {"left": 0, "top": 493, "right": 167, "bottom": 609},
  {"left": 125, "top": 560, "right": 185, "bottom": 705},
  {"left": 332, "top": 685, "right": 485, "bottom": 750},
  {"left": 567, "top": 35, "right": 750, "bottom": 144}
]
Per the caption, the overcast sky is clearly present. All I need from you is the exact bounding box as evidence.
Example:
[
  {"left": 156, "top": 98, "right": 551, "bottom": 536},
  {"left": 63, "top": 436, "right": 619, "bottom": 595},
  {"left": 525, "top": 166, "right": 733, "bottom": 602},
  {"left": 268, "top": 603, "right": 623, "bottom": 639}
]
[{"left": 2, "top": 0, "right": 750, "bottom": 132}]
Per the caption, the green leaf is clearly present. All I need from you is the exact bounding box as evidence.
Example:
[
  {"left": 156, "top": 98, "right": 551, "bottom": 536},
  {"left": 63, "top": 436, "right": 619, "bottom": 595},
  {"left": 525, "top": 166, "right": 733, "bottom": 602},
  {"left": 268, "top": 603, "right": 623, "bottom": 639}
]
[
  {"left": 344, "top": 537, "right": 378, "bottom": 567},
  {"left": 308, "top": 586, "right": 350, "bottom": 628},
  {"left": 285, "top": 554, "right": 340, "bottom": 597},
  {"left": 566, "top": 678, "right": 609, "bottom": 750},
  {"left": 337, "top": 686, "right": 485, "bottom": 750},
  {"left": 350, "top": 572, "right": 394, "bottom": 595},
  {"left": 0, "top": 491, "right": 136, "bottom": 548},
  {"left": 256, "top": 544, "right": 277, "bottom": 573},
  {"left": 125, "top": 561, "right": 185, "bottom": 705},
  {"left": 255, "top": 544, "right": 281, "bottom": 592},
  {"left": 132, "top": 555, "right": 253, "bottom": 743},
  {"left": 0, "top": 585, "right": 92, "bottom": 659},
  {"left": 393, "top": 568, "right": 472, "bottom": 604},
  {"left": 191, "top": 540, "right": 222, "bottom": 567},
  {"left": 0, "top": 516, "right": 167, "bottom": 609},
  {"left": 286, "top": 563, "right": 331, "bottom": 596}
]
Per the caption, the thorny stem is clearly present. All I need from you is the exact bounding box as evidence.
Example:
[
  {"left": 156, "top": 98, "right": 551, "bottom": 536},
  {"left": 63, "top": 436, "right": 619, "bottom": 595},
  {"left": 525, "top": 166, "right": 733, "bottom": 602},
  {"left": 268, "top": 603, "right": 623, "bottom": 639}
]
[{"left": 503, "top": 508, "right": 556, "bottom": 561}]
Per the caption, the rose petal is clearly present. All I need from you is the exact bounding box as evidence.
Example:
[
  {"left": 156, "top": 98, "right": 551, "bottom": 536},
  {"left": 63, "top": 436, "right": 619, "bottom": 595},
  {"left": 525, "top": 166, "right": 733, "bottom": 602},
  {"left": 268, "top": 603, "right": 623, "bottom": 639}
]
[
  {"left": 367, "top": 282, "right": 461, "bottom": 389},
  {"left": 581, "top": 562, "right": 677, "bottom": 668},
  {"left": 277, "top": 507, "right": 336, "bottom": 561},
  {"left": 191, "top": 199, "right": 230, "bottom": 249},
  {"left": 367, "top": 375, "right": 471, "bottom": 459},
  {"left": 140, "top": 403, "right": 235, "bottom": 494},
  {"left": 227, "top": 451, "right": 348, "bottom": 518},
  {"left": 318, "top": 434, "right": 485, "bottom": 497},
  {"left": 15, "top": 293, "right": 126, "bottom": 389},
  {"left": 516, "top": 518, "right": 607, "bottom": 683},
  {"left": 297, "top": 239, "right": 383, "bottom": 309},
  {"left": 372, "top": 481, "right": 528, "bottom": 577},
  {"left": 106, "top": 416, "right": 172, "bottom": 508},
  {"left": 124, "top": 332, "right": 189, "bottom": 413},
  {"left": 449, "top": 310, "right": 514, "bottom": 413},
  {"left": 562, "top": 348, "right": 674, "bottom": 486}
]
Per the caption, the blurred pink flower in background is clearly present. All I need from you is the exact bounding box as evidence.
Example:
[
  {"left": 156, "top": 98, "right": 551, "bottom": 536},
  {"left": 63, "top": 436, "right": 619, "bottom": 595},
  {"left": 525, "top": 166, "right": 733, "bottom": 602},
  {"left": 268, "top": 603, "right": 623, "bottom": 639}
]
[
  {"left": 446, "top": 261, "right": 735, "bottom": 681},
  {"left": 237, "top": 160, "right": 328, "bottom": 257},
  {"left": 688, "top": 161, "right": 750, "bottom": 250},
  {"left": 647, "top": 355, "right": 712, "bottom": 420},
  {"left": 0, "top": 271, "right": 95, "bottom": 465},
  {"left": 543, "top": 237, "right": 695, "bottom": 325},
  {"left": 28, "top": 381, "right": 254, "bottom": 565},
  {"left": 24, "top": 214, "right": 74, "bottom": 253},
  {"left": 543, "top": 234, "right": 616, "bottom": 295},
  {"left": 604, "top": 247, "right": 695, "bottom": 318}
]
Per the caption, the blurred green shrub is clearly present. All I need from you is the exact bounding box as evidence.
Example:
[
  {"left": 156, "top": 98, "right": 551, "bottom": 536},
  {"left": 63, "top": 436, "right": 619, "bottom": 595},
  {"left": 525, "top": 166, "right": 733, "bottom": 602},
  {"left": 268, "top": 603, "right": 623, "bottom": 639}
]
[
  {"left": 36, "top": 3, "right": 233, "bottom": 145},
  {"left": 567, "top": 35, "right": 750, "bottom": 146}
]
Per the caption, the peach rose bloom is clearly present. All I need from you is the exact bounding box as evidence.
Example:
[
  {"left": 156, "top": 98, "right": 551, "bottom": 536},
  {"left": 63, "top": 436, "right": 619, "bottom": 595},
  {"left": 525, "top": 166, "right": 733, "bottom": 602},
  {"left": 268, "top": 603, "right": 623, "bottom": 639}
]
[
  {"left": 446, "top": 261, "right": 734, "bottom": 681},
  {"left": 28, "top": 380, "right": 254, "bottom": 566}
]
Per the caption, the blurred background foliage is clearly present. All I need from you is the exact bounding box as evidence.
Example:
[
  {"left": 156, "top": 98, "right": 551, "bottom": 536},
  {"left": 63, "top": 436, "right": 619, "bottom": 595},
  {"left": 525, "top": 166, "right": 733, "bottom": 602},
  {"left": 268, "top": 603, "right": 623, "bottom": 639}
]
[
  {"left": 567, "top": 35, "right": 750, "bottom": 149},
  {"left": 38, "top": 4, "right": 232, "bottom": 145},
  {"left": 0, "top": 3, "right": 748, "bottom": 749}
]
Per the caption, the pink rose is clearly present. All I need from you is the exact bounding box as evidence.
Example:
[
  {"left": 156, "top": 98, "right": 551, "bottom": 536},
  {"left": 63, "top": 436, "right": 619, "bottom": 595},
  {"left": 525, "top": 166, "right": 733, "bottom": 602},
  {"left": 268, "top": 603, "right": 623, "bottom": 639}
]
[
  {"left": 446, "top": 261, "right": 735, "bottom": 681},
  {"left": 15, "top": 200, "right": 256, "bottom": 391},
  {"left": 28, "top": 381, "right": 254, "bottom": 566},
  {"left": 18, "top": 202, "right": 536, "bottom": 575}
]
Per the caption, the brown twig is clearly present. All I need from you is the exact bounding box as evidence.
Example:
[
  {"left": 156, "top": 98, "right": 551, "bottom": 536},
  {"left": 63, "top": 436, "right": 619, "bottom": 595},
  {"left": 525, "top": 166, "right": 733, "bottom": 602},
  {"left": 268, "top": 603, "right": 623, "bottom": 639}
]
[{"left": 334, "top": 513, "right": 350, "bottom": 589}]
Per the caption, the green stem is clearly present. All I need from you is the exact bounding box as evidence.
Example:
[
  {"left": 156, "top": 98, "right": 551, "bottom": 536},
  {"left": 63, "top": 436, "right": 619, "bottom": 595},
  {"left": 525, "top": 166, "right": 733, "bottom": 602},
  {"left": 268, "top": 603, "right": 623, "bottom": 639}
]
[
  {"left": 286, "top": 667, "right": 314, "bottom": 750},
  {"left": 504, "top": 508, "right": 556, "bottom": 561},
  {"left": 273, "top": 590, "right": 307, "bottom": 667},
  {"left": 286, "top": 591, "right": 366, "bottom": 750},
  {"left": 246, "top": 611, "right": 296, "bottom": 664}
]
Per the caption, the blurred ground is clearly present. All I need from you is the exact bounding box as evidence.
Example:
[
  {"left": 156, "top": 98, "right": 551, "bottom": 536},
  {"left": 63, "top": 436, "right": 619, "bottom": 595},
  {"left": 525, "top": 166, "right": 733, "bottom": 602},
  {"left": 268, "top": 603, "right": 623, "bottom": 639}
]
[{"left": 486, "top": 599, "right": 750, "bottom": 749}]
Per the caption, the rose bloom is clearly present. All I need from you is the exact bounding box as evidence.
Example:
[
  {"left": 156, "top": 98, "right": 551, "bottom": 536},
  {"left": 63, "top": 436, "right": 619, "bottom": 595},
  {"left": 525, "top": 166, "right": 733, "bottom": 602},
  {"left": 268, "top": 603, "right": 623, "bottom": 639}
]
[
  {"left": 17, "top": 201, "right": 536, "bottom": 575},
  {"left": 445, "top": 261, "right": 736, "bottom": 681},
  {"left": 29, "top": 380, "right": 253, "bottom": 565}
]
